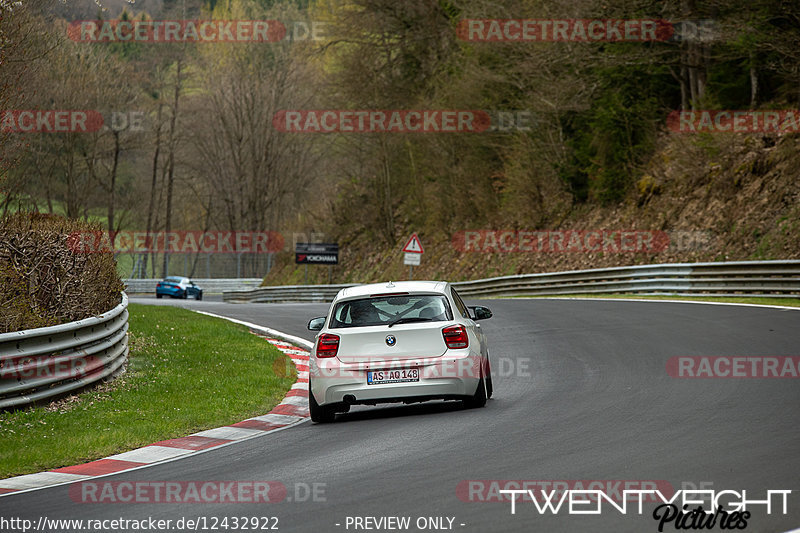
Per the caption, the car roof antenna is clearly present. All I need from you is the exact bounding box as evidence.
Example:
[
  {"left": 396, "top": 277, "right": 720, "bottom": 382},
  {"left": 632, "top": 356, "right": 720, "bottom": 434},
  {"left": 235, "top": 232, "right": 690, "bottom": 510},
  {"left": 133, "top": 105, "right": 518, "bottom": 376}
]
[{"left": 386, "top": 281, "right": 395, "bottom": 288}]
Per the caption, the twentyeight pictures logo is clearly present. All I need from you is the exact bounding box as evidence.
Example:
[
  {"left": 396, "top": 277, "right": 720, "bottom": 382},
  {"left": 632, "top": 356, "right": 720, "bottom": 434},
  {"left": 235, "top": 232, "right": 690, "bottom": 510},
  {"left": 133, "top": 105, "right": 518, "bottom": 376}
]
[{"left": 460, "top": 480, "right": 793, "bottom": 531}]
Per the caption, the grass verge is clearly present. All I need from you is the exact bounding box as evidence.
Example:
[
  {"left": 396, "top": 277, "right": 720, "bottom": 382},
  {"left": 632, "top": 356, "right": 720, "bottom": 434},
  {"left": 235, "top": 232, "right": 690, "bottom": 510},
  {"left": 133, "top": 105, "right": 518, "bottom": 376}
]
[
  {"left": 0, "top": 304, "right": 296, "bottom": 479},
  {"left": 512, "top": 294, "right": 800, "bottom": 308}
]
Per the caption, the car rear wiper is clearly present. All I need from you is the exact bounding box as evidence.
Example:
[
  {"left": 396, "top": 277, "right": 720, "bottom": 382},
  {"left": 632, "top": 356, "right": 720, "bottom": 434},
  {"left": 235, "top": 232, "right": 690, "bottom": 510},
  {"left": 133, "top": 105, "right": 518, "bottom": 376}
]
[{"left": 387, "top": 317, "right": 434, "bottom": 328}]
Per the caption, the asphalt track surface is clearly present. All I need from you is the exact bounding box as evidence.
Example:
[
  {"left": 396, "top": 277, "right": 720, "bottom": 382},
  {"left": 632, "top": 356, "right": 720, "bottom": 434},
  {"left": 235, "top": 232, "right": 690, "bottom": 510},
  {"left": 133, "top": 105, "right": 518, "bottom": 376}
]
[{"left": 2, "top": 296, "right": 799, "bottom": 532}]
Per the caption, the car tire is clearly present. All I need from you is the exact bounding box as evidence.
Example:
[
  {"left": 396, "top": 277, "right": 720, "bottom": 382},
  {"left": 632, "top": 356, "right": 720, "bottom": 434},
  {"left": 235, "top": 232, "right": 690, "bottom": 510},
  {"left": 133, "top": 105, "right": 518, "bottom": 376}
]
[
  {"left": 196, "top": 292, "right": 203, "bottom": 301},
  {"left": 309, "top": 381, "right": 336, "bottom": 423},
  {"left": 463, "top": 375, "right": 487, "bottom": 409},
  {"left": 156, "top": 294, "right": 162, "bottom": 299},
  {"left": 182, "top": 291, "right": 188, "bottom": 299}
]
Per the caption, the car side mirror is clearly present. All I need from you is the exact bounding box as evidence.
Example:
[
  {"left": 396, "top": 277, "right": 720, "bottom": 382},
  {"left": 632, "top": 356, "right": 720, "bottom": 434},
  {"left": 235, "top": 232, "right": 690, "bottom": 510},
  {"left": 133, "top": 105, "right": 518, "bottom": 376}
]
[
  {"left": 307, "top": 317, "right": 326, "bottom": 331},
  {"left": 469, "top": 306, "right": 492, "bottom": 320}
]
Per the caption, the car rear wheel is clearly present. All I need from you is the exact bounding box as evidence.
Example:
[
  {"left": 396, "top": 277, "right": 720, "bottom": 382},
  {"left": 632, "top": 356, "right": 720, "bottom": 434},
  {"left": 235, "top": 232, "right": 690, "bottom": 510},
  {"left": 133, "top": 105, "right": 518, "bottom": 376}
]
[
  {"left": 196, "top": 292, "right": 203, "bottom": 301},
  {"left": 156, "top": 293, "right": 162, "bottom": 299},
  {"left": 182, "top": 291, "right": 188, "bottom": 299},
  {"left": 463, "top": 374, "right": 487, "bottom": 409},
  {"left": 309, "top": 381, "right": 336, "bottom": 423}
]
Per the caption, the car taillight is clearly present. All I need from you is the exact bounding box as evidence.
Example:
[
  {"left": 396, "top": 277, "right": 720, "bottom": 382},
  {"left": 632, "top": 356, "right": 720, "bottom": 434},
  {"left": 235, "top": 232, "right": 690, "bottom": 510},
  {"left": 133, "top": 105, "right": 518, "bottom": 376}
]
[
  {"left": 316, "top": 334, "right": 340, "bottom": 358},
  {"left": 442, "top": 325, "right": 469, "bottom": 349}
]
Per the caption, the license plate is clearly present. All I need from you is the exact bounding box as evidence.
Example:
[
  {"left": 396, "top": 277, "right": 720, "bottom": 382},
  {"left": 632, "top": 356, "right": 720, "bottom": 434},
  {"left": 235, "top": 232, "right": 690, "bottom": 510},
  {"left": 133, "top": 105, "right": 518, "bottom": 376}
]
[{"left": 367, "top": 368, "right": 420, "bottom": 385}]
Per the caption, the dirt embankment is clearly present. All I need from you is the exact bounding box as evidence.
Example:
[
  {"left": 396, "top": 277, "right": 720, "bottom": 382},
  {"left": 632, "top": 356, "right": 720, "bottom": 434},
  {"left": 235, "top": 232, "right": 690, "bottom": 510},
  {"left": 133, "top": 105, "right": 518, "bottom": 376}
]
[{"left": 263, "top": 132, "right": 800, "bottom": 286}]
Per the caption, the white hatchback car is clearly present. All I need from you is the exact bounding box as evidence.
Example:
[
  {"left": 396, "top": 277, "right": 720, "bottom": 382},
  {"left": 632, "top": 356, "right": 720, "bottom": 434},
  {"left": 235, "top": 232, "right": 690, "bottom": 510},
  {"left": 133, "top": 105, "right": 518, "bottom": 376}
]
[{"left": 306, "top": 281, "right": 494, "bottom": 423}]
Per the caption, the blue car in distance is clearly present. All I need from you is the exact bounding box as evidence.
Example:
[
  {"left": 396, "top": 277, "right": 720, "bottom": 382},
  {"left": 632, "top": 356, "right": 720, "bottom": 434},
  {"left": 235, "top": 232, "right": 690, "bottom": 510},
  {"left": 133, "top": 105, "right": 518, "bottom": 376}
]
[{"left": 156, "top": 276, "right": 203, "bottom": 300}]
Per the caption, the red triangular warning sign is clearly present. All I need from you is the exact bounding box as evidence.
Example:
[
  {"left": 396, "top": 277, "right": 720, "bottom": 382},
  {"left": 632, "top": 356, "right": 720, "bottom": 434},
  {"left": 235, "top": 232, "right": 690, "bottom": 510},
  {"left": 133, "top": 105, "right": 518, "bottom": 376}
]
[{"left": 402, "top": 233, "right": 424, "bottom": 253}]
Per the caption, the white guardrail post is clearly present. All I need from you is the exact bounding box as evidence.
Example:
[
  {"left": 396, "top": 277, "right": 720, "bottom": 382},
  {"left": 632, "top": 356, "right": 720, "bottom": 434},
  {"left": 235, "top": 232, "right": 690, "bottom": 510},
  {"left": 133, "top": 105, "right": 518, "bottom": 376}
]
[
  {"left": 219, "top": 260, "right": 800, "bottom": 303},
  {"left": 0, "top": 292, "right": 129, "bottom": 409}
]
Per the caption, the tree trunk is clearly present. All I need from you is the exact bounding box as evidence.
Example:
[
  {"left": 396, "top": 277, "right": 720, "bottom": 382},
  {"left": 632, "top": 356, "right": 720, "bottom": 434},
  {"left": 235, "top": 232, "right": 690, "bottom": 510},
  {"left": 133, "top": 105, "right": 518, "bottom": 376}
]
[
  {"left": 142, "top": 103, "right": 163, "bottom": 278},
  {"left": 162, "top": 59, "right": 182, "bottom": 278},
  {"left": 680, "top": 64, "right": 689, "bottom": 110},
  {"left": 108, "top": 130, "right": 120, "bottom": 233},
  {"left": 750, "top": 52, "right": 759, "bottom": 108},
  {"left": 65, "top": 155, "right": 77, "bottom": 218},
  {"left": 379, "top": 135, "right": 394, "bottom": 244}
]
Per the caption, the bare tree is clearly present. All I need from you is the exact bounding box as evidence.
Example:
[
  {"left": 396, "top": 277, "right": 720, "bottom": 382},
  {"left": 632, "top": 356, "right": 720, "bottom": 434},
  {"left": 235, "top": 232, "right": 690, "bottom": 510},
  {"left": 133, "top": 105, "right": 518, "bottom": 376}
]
[
  {"left": 186, "top": 2, "right": 319, "bottom": 238},
  {"left": 161, "top": 57, "right": 184, "bottom": 277}
]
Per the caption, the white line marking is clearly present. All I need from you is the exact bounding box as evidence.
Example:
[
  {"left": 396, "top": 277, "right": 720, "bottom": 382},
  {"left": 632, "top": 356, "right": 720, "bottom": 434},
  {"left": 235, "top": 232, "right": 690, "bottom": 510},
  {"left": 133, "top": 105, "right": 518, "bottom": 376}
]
[
  {"left": 106, "top": 445, "right": 194, "bottom": 463},
  {"left": 0, "top": 472, "right": 90, "bottom": 490},
  {"left": 191, "top": 426, "right": 267, "bottom": 440},
  {"left": 540, "top": 296, "right": 800, "bottom": 311},
  {"left": 280, "top": 395, "right": 309, "bottom": 407},
  {"left": 250, "top": 413, "right": 304, "bottom": 425}
]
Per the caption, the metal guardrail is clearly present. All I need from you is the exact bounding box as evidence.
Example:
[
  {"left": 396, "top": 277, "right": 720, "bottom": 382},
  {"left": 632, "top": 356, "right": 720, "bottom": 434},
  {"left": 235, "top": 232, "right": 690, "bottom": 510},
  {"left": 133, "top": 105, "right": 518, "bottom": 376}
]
[
  {"left": 124, "top": 278, "right": 263, "bottom": 294},
  {"left": 451, "top": 260, "right": 800, "bottom": 298},
  {"left": 222, "top": 260, "right": 800, "bottom": 303},
  {"left": 224, "top": 284, "right": 358, "bottom": 303},
  {"left": 0, "top": 293, "right": 129, "bottom": 409}
]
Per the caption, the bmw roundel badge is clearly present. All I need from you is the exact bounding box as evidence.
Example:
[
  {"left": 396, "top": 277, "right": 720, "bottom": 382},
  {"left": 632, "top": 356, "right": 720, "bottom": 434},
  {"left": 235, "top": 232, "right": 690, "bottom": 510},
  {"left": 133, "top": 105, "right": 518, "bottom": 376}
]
[{"left": 385, "top": 335, "right": 396, "bottom": 346}]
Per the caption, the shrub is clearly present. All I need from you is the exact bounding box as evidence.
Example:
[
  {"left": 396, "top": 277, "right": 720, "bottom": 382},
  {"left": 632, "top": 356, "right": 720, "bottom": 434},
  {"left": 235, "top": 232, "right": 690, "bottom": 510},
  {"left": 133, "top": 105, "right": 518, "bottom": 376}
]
[{"left": 0, "top": 213, "right": 123, "bottom": 333}]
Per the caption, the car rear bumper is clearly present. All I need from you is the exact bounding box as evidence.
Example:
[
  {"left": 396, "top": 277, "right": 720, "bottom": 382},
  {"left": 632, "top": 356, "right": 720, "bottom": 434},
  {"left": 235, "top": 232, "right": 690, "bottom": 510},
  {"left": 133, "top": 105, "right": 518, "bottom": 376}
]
[
  {"left": 311, "top": 354, "right": 482, "bottom": 406},
  {"left": 156, "top": 288, "right": 184, "bottom": 297}
]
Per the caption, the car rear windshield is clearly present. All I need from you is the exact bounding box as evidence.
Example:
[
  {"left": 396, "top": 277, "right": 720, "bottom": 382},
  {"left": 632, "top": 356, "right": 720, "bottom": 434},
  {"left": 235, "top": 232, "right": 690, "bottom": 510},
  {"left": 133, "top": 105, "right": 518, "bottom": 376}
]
[{"left": 330, "top": 294, "right": 453, "bottom": 328}]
